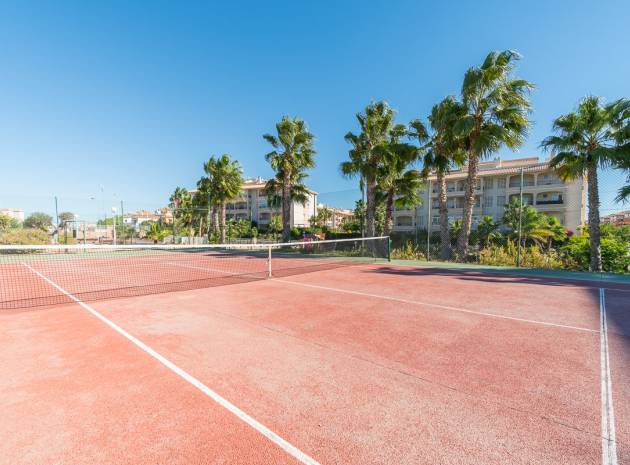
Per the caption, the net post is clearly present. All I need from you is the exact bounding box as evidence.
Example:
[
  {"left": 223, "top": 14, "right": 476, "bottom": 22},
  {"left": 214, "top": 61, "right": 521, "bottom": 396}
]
[
  {"left": 267, "top": 245, "right": 272, "bottom": 277},
  {"left": 387, "top": 236, "right": 392, "bottom": 262}
]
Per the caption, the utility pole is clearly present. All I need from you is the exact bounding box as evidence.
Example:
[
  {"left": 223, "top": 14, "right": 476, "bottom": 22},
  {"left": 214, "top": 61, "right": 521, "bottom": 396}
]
[
  {"left": 516, "top": 167, "right": 524, "bottom": 267},
  {"left": 426, "top": 179, "right": 431, "bottom": 261},
  {"left": 112, "top": 207, "right": 117, "bottom": 245},
  {"left": 54, "top": 196, "right": 59, "bottom": 244},
  {"left": 120, "top": 200, "right": 124, "bottom": 245}
]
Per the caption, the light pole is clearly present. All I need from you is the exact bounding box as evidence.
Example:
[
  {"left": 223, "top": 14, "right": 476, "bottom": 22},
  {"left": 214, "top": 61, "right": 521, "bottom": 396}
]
[
  {"left": 516, "top": 167, "right": 524, "bottom": 267},
  {"left": 426, "top": 179, "right": 432, "bottom": 261},
  {"left": 112, "top": 207, "right": 117, "bottom": 245}
]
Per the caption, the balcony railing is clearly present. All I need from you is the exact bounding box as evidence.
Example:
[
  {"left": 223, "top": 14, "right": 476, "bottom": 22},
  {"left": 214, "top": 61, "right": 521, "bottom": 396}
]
[{"left": 536, "top": 199, "right": 563, "bottom": 205}]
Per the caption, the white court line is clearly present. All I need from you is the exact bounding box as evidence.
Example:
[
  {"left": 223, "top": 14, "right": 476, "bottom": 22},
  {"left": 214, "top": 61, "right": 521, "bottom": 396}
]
[
  {"left": 275, "top": 278, "right": 597, "bottom": 333},
  {"left": 21, "top": 263, "right": 320, "bottom": 465},
  {"left": 600, "top": 288, "right": 618, "bottom": 465}
]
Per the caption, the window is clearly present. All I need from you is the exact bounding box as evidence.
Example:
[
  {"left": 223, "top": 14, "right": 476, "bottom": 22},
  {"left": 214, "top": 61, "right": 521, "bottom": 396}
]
[
  {"left": 484, "top": 196, "right": 493, "bottom": 208},
  {"left": 432, "top": 216, "right": 440, "bottom": 225},
  {"left": 497, "top": 178, "right": 506, "bottom": 189},
  {"left": 396, "top": 216, "right": 413, "bottom": 227},
  {"left": 474, "top": 196, "right": 481, "bottom": 208},
  {"left": 484, "top": 178, "right": 494, "bottom": 190},
  {"left": 537, "top": 173, "right": 562, "bottom": 186},
  {"left": 496, "top": 196, "right": 506, "bottom": 208}
]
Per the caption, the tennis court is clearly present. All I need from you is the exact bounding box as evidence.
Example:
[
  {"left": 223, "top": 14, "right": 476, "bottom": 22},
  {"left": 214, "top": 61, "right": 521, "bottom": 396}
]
[{"left": 1, "top": 238, "right": 628, "bottom": 464}]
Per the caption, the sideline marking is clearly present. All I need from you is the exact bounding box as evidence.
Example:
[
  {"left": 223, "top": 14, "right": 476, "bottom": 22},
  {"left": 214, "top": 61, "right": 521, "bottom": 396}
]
[
  {"left": 276, "top": 279, "right": 597, "bottom": 333},
  {"left": 22, "top": 263, "right": 321, "bottom": 465},
  {"left": 600, "top": 288, "right": 618, "bottom": 465}
]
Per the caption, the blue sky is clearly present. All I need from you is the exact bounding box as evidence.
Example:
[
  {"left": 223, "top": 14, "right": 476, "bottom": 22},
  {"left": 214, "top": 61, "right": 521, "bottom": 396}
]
[{"left": 1, "top": 0, "right": 628, "bottom": 220}]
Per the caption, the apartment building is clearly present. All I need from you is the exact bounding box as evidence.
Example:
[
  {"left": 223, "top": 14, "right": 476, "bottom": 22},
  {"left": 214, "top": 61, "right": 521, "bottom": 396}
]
[
  {"left": 196, "top": 177, "right": 318, "bottom": 228},
  {"left": 393, "top": 157, "right": 586, "bottom": 234}
]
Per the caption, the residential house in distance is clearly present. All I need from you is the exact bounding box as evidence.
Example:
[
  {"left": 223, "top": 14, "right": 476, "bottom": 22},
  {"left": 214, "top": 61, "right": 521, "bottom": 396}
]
[
  {"left": 392, "top": 157, "right": 586, "bottom": 234},
  {"left": 318, "top": 205, "right": 354, "bottom": 229},
  {"left": 0, "top": 208, "right": 25, "bottom": 222},
  {"left": 123, "top": 209, "right": 173, "bottom": 229},
  {"left": 190, "top": 177, "right": 317, "bottom": 228},
  {"left": 602, "top": 210, "right": 630, "bottom": 226}
]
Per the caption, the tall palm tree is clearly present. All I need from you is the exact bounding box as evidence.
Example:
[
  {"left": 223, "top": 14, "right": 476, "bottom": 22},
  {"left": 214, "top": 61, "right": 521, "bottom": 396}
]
[
  {"left": 204, "top": 154, "right": 244, "bottom": 242},
  {"left": 455, "top": 50, "right": 533, "bottom": 261},
  {"left": 541, "top": 96, "right": 630, "bottom": 271},
  {"left": 263, "top": 116, "right": 316, "bottom": 242},
  {"left": 377, "top": 124, "right": 423, "bottom": 235},
  {"left": 412, "top": 96, "right": 467, "bottom": 259},
  {"left": 613, "top": 115, "right": 630, "bottom": 203},
  {"left": 196, "top": 175, "right": 213, "bottom": 238},
  {"left": 341, "top": 101, "right": 399, "bottom": 238},
  {"left": 169, "top": 187, "right": 193, "bottom": 240}
]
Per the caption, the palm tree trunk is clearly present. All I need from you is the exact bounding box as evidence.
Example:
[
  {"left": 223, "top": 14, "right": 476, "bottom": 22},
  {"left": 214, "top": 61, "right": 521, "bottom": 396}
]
[
  {"left": 456, "top": 152, "right": 479, "bottom": 261},
  {"left": 384, "top": 190, "right": 394, "bottom": 235},
  {"left": 220, "top": 202, "right": 227, "bottom": 243},
  {"left": 437, "top": 170, "right": 450, "bottom": 260},
  {"left": 282, "top": 172, "right": 291, "bottom": 242},
  {"left": 212, "top": 205, "right": 219, "bottom": 236},
  {"left": 365, "top": 178, "right": 377, "bottom": 237},
  {"left": 587, "top": 164, "right": 602, "bottom": 272}
]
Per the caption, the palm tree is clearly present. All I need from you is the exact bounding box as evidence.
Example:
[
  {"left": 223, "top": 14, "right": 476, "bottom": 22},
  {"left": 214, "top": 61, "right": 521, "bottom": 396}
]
[
  {"left": 169, "top": 187, "right": 193, "bottom": 241},
  {"left": 145, "top": 222, "right": 167, "bottom": 244},
  {"left": 263, "top": 116, "right": 316, "bottom": 242},
  {"left": 204, "top": 154, "right": 244, "bottom": 242},
  {"left": 541, "top": 96, "right": 630, "bottom": 271},
  {"left": 196, "top": 175, "right": 213, "bottom": 238},
  {"left": 476, "top": 215, "right": 500, "bottom": 250},
  {"left": 455, "top": 50, "right": 533, "bottom": 261},
  {"left": 502, "top": 198, "right": 554, "bottom": 247},
  {"left": 377, "top": 125, "right": 423, "bottom": 235},
  {"left": 341, "top": 101, "right": 398, "bottom": 238},
  {"left": 412, "top": 96, "right": 467, "bottom": 259}
]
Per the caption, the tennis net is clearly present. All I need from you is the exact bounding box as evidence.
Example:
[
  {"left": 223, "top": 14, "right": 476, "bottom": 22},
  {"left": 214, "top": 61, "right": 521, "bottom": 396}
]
[{"left": 0, "top": 236, "right": 389, "bottom": 309}]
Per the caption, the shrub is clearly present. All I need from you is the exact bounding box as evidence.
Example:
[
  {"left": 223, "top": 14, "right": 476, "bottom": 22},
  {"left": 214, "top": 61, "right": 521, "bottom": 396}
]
[
  {"left": 391, "top": 241, "right": 426, "bottom": 261},
  {"left": 0, "top": 228, "right": 50, "bottom": 245},
  {"left": 479, "top": 242, "right": 563, "bottom": 269},
  {"left": 561, "top": 225, "right": 630, "bottom": 273}
]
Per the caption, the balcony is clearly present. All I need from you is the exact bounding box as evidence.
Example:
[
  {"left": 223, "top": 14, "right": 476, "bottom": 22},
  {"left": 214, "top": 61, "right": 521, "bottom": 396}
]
[
  {"left": 508, "top": 174, "right": 535, "bottom": 188},
  {"left": 536, "top": 192, "right": 564, "bottom": 205}
]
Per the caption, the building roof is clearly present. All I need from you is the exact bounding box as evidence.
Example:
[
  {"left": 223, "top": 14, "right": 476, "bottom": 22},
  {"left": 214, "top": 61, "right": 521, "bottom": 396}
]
[{"left": 427, "top": 157, "right": 554, "bottom": 181}]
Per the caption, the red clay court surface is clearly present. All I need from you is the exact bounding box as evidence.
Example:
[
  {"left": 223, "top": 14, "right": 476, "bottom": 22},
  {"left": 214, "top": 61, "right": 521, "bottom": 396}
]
[{"left": 1, "top": 259, "right": 629, "bottom": 464}]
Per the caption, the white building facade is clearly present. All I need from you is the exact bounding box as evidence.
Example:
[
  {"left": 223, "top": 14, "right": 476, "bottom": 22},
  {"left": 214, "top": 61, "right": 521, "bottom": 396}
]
[
  {"left": 393, "top": 157, "right": 586, "bottom": 235},
  {"left": 220, "top": 178, "right": 318, "bottom": 228}
]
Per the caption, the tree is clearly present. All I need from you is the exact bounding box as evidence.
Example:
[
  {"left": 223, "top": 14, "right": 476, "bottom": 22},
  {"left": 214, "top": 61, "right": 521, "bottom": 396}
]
[
  {"left": 268, "top": 214, "right": 282, "bottom": 239},
  {"left": 502, "top": 197, "right": 559, "bottom": 247},
  {"left": 169, "top": 187, "right": 193, "bottom": 241},
  {"left": 341, "top": 101, "right": 399, "bottom": 238},
  {"left": 377, "top": 125, "right": 424, "bottom": 235},
  {"left": 145, "top": 222, "right": 168, "bottom": 244},
  {"left": 455, "top": 50, "right": 533, "bottom": 261},
  {"left": 541, "top": 96, "right": 630, "bottom": 271},
  {"left": 0, "top": 214, "right": 20, "bottom": 232},
  {"left": 24, "top": 212, "right": 53, "bottom": 231},
  {"left": 203, "top": 155, "right": 244, "bottom": 243},
  {"left": 264, "top": 116, "right": 316, "bottom": 242},
  {"left": 310, "top": 206, "right": 333, "bottom": 231},
  {"left": 476, "top": 215, "right": 500, "bottom": 250},
  {"left": 413, "top": 96, "right": 467, "bottom": 259},
  {"left": 449, "top": 219, "right": 462, "bottom": 247},
  {"left": 58, "top": 212, "right": 75, "bottom": 226}
]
